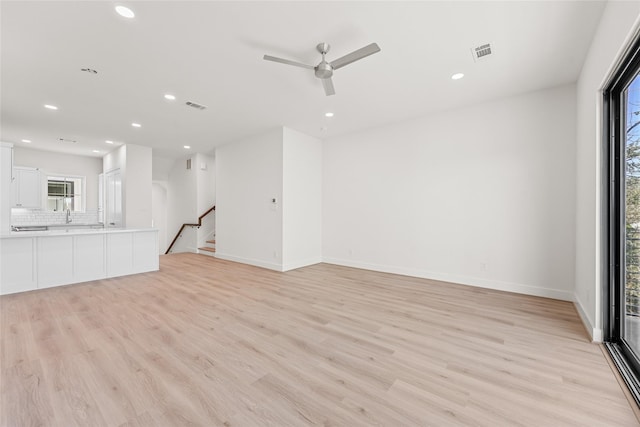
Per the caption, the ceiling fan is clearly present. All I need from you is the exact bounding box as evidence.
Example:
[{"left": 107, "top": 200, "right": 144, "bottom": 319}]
[{"left": 264, "top": 42, "right": 381, "bottom": 96}]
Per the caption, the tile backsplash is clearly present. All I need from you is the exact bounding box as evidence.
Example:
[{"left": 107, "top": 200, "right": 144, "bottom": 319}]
[{"left": 12, "top": 209, "right": 100, "bottom": 226}]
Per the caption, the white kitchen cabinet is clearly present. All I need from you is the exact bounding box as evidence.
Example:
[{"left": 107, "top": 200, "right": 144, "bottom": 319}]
[
  {"left": 133, "top": 230, "right": 159, "bottom": 272},
  {"left": 74, "top": 233, "right": 106, "bottom": 282},
  {"left": 13, "top": 166, "right": 42, "bottom": 208},
  {"left": 106, "top": 230, "right": 158, "bottom": 277},
  {"left": 0, "top": 237, "right": 36, "bottom": 294},
  {"left": 0, "top": 228, "right": 158, "bottom": 295},
  {"left": 107, "top": 232, "right": 134, "bottom": 277},
  {"left": 37, "top": 235, "right": 74, "bottom": 289}
]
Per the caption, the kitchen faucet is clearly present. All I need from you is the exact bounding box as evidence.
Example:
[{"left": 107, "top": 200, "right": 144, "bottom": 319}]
[{"left": 66, "top": 208, "right": 72, "bottom": 224}]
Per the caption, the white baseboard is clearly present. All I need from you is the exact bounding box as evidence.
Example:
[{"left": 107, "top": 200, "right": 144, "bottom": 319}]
[
  {"left": 322, "top": 257, "right": 574, "bottom": 302},
  {"left": 282, "top": 256, "right": 323, "bottom": 272},
  {"left": 214, "top": 252, "right": 283, "bottom": 271},
  {"left": 573, "top": 293, "right": 603, "bottom": 342}
]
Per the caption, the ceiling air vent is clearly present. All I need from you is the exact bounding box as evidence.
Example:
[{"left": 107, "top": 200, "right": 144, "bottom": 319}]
[
  {"left": 471, "top": 43, "right": 493, "bottom": 62},
  {"left": 185, "top": 101, "right": 207, "bottom": 110},
  {"left": 58, "top": 137, "right": 78, "bottom": 144}
]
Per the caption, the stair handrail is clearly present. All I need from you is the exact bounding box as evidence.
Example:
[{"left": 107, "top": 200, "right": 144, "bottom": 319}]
[{"left": 165, "top": 205, "right": 215, "bottom": 254}]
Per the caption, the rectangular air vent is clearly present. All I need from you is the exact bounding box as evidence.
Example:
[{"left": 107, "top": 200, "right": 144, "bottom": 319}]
[
  {"left": 185, "top": 101, "right": 207, "bottom": 110},
  {"left": 58, "top": 137, "right": 78, "bottom": 144},
  {"left": 471, "top": 43, "right": 493, "bottom": 62}
]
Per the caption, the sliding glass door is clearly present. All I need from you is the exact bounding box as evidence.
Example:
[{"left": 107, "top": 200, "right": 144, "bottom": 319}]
[
  {"left": 623, "top": 73, "right": 640, "bottom": 359},
  {"left": 606, "top": 37, "right": 640, "bottom": 404}
]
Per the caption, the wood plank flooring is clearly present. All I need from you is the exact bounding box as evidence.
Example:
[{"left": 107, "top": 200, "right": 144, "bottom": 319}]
[{"left": 1, "top": 253, "right": 637, "bottom": 426}]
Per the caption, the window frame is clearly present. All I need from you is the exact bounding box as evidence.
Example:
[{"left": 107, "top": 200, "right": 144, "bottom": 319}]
[
  {"left": 45, "top": 173, "right": 86, "bottom": 213},
  {"left": 604, "top": 32, "right": 640, "bottom": 406}
]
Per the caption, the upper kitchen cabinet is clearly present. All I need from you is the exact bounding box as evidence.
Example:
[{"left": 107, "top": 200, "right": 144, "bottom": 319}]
[{"left": 12, "top": 166, "right": 41, "bottom": 208}]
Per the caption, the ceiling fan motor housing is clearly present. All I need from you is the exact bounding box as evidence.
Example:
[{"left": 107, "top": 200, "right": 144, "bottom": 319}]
[{"left": 315, "top": 62, "right": 333, "bottom": 79}]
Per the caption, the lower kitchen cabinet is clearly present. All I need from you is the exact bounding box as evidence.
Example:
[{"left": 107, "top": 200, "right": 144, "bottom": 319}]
[
  {"left": 0, "top": 238, "right": 36, "bottom": 294},
  {"left": 0, "top": 229, "right": 158, "bottom": 295}
]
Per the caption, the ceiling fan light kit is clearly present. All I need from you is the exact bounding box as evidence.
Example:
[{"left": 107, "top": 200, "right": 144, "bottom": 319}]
[{"left": 264, "top": 42, "right": 381, "bottom": 96}]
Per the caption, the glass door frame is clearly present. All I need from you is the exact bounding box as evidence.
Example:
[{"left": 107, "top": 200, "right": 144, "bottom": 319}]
[{"left": 605, "top": 34, "right": 640, "bottom": 405}]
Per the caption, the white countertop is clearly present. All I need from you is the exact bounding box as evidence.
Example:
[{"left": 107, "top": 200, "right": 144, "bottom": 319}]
[{"left": 0, "top": 227, "right": 158, "bottom": 238}]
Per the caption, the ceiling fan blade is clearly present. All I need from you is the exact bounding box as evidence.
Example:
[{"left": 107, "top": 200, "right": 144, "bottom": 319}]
[
  {"left": 321, "top": 78, "right": 335, "bottom": 96},
  {"left": 263, "top": 55, "right": 314, "bottom": 70},
  {"left": 330, "top": 43, "right": 381, "bottom": 70}
]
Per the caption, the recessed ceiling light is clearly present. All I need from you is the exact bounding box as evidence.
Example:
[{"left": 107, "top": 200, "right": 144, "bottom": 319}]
[
  {"left": 21, "top": 139, "right": 31, "bottom": 143},
  {"left": 92, "top": 150, "right": 101, "bottom": 153},
  {"left": 184, "top": 145, "right": 191, "bottom": 149},
  {"left": 451, "top": 73, "right": 465, "bottom": 80},
  {"left": 115, "top": 5, "right": 135, "bottom": 18},
  {"left": 105, "top": 140, "right": 114, "bottom": 144},
  {"left": 44, "top": 104, "right": 58, "bottom": 110},
  {"left": 164, "top": 94, "right": 176, "bottom": 100},
  {"left": 325, "top": 112, "right": 334, "bottom": 118},
  {"left": 131, "top": 123, "right": 141, "bottom": 128}
]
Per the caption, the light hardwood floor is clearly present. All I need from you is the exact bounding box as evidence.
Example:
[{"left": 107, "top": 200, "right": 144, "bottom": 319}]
[{"left": 1, "top": 253, "right": 638, "bottom": 426}]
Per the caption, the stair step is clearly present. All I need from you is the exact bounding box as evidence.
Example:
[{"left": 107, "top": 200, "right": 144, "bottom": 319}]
[
  {"left": 199, "top": 247, "right": 216, "bottom": 253},
  {"left": 206, "top": 240, "right": 216, "bottom": 244}
]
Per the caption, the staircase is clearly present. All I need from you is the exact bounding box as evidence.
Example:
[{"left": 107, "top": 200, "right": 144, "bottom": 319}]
[
  {"left": 198, "top": 238, "right": 216, "bottom": 257},
  {"left": 165, "top": 205, "right": 215, "bottom": 255}
]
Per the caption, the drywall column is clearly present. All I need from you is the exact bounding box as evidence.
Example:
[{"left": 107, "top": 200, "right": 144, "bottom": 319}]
[
  {"left": 125, "top": 144, "right": 152, "bottom": 227},
  {"left": 282, "top": 128, "right": 322, "bottom": 270},
  {"left": 103, "top": 144, "right": 153, "bottom": 228},
  {"left": 215, "top": 128, "right": 284, "bottom": 270},
  {"left": 215, "top": 127, "right": 322, "bottom": 271}
]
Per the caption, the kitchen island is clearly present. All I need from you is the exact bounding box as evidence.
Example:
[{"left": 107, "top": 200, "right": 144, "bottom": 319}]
[{"left": 0, "top": 227, "right": 158, "bottom": 295}]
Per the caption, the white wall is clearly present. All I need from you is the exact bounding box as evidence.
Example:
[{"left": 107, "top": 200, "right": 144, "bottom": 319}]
[
  {"left": 196, "top": 153, "right": 216, "bottom": 214},
  {"left": 124, "top": 144, "right": 152, "bottom": 228},
  {"left": 574, "top": 2, "right": 640, "bottom": 341},
  {"left": 196, "top": 153, "right": 216, "bottom": 248},
  {"left": 152, "top": 182, "right": 168, "bottom": 254},
  {"left": 103, "top": 145, "right": 126, "bottom": 174},
  {"left": 102, "top": 144, "right": 153, "bottom": 228},
  {"left": 282, "top": 128, "right": 322, "bottom": 270},
  {"left": 163, "top": 153, "right": 216, "bottom": 254},
  {"left": 0, "top": 143, "right": 13, "bottom": 233},
  {"left": 13, "top": 147, "right": 102, "bottom": 210},
  {"left": 152, "top": 156, "right": 175, "bottom": 181},
  {"left": 215, "top": 128, "right": 284, "bottom": 270},
  {"left": 323, "top": 84, "right": 577, "bottom": 301},
  {"left": 166, "top": 156, "right": 197, "bottom": 253}
]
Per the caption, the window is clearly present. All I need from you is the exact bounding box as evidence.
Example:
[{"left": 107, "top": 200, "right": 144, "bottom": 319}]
[
  {"left": 605, "top": 34, "right": 640, "bottom": 405},
  {"left": 46, "top": 175, "right": 84, "bottom": 212}
]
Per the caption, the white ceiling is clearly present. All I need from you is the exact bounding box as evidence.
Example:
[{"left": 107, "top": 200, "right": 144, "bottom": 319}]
[{"left": 1, "top": 1, "right": 606, "bottom": 162}]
